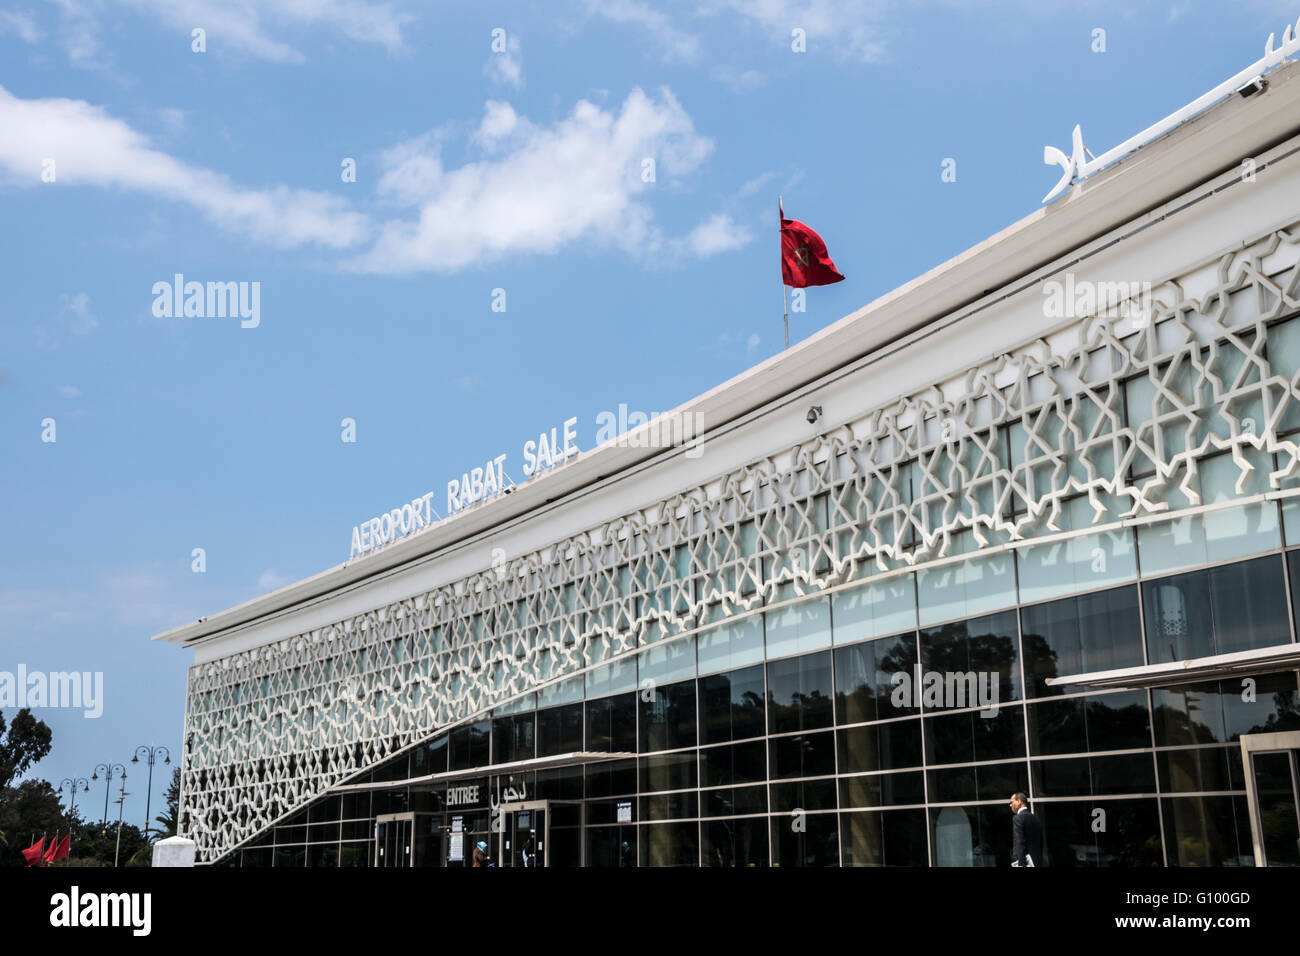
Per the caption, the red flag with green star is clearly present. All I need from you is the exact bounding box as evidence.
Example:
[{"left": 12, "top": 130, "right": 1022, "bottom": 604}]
[{"left": 780, "top": 199, "right": 844, "bottom": 288}]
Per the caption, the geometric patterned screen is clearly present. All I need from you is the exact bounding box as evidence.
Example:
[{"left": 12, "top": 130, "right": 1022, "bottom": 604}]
[{"left": 182, "top": 221, "right": 1300, "bottom": 862}]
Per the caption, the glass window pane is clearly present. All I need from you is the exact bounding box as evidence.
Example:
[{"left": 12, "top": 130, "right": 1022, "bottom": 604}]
[
  {"left": 638, "top": 679, "right": 697, "bottom": 753},
  {"left": 917, "top": 552, "right": 1016, "bottom": 627},
  {"left": 765, "top": 597, "right": 832, "bottom": 657},
  {"left": 834, "top": 633, "right": 919, "bottom": 724},
  {"left": 837, "top": 719, "right": 923, "bottom": 773},
  {"left": 696, "top": 615, "right": 765, "bottom": 675},
  {"left": 699, "top": 665, "right": 765, "bottom": 744},
  {"left": 1161, "top": 795, "right": 1255, "bottom": 866},
  {"left": 1020, "top": 586, "right": 1143, "bottom": 696},
  {"left": 919, "top": 609, "right": 1022, "bottom": 705},
  {"left": 840, "top": 808, "right": 927, "bottom": 866},
  {"left": 766, "top": 651, "right": 834, "bottom": 733},
  {"left": 832, "top": 576, "right": 917, "bottom": 644},
  {"left": 770, "top": 812, "right": 838, "bottom": 866}
]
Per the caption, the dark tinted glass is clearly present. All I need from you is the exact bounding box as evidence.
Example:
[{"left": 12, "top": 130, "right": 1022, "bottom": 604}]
[
  {"left": 834, "top": 633, "right": 919, "bottom": 723},
  {"left": 770, "top": 812, "right": 839, "bottom": 866},
  {"left": 1153, "top": 673, "right": 1300, "bottom": 746},
  {"left": 410, "top": 735, "right": 447, "bottom": 776},
  {"left": 1161, "top": 795, "right": 1255, "bottom": 866},
  {"left": 699, "top": 739, "right": 766, "bottom": 788},
  {"left": 840, "top": 808, "right": 927, "bottom": 866},
  {"left": 1144, "top": 555, "right": 1289, "bottom": 664},
  {"left": 919, "top": 610, "right": 1022, "bottom": 704},
  {"left": 492, "top": 713, "right": 535, "bottom": 764},
  {"left": 1038, "top": 798, "right": 1163, "bottom": 866},
  {"left": 769, "top": 730, "right": 836, "bottom": 779},
  {"left": 838, "top": 771, "right": 925, "bottom": 809},
  {"left": 1020, "top": 586, "right": 1142, "bottom": 696},
  {"left": 699, "top": 665, "right": 765, "bottom": 743},
  {"left": 639, "top": 751, "right": 697, "bottom": 792},
  {"left": 449, "top": 720, "right": 490, "bottom": 771},
  {"left": 1027, "top": 690, "right": 1150, "bottom": 755},
  {"left": 702, "top": 785, "right": 768, "bottom": 817},
  {"left": 924, "top": 705, "right": 1025, "bottom": 765},
  {"left": 537, "top": 702, "right": 584, "bottom": 757},
  {"left": 585, "top": 693, "right": 637, "bottom": 752},
  {"left": 638, "top": 679, "right": 697, "bottom": 752},
  {"left": 837, "top": 719, "right": 923, "bottom": 773},
  {"left": 639, "top": 821, "right": 698, "bottom": 867},
  {"left": 702, "top": 817, "right": 769, "bottom": 866},
  {"left": 767, "top": 651, "right": 834, "bottom": 733}
]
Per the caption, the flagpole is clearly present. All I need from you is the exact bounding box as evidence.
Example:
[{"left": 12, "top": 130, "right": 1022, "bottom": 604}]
[{"left": 780, "top": 194, "right": 788, "bottom": 350}]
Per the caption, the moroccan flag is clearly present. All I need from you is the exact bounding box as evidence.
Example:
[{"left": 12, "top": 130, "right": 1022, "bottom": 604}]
[
  {"left": 780, "top": 200, "right": 844, "bottom": 288},
  {"left": 45, "top": 833, "right": 71, "bottom": 864},
  {"left": 20, "top": 837, "right": 45, "bottom": 867}
]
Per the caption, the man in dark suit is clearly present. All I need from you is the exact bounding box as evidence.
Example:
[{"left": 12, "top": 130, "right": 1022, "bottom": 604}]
[{"left": 1009, "top": 792, "right": 1044, "bottom": 867}]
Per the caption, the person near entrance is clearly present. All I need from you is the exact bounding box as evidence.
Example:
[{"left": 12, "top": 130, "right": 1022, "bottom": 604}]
[
  {"left": 522, "top": 829, "right": 538, "bottom": 868},
  {"left": 473, "top": 840, "right": 496, "bottom": 868},
  {"left": 1008, "top": 793, "right": 1044, "bottom": 867}
]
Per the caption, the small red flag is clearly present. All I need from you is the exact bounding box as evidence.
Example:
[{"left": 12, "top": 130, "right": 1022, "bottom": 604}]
[
  {"left": 780, "top": 200, "right": 844, "bottom": 288},
  {"left": 20, "top": 837, "right": 45, "bottom": 867},
  {"left": 45, "top": 833, "right": 71, "bottom": 864}
]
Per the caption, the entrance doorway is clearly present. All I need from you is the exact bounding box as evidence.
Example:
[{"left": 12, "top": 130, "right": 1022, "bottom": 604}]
[
  {"left": 375, "top": 813, "right": 414, "bottom": 868},
  {"left": 1241, "top": 731, "right": 1300, "bottom": 866},
  {"left": 496, "top": 800, "right": 583, "bottom": 867}
]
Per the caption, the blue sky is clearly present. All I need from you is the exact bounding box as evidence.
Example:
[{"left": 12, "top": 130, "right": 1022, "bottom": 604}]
[{"left": 2, "top": 0, "right": 1296, "bottom": 829}]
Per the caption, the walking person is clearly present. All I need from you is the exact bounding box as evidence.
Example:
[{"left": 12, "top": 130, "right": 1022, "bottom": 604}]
[
  {"left": 522, "top": 829, "right": 538, "bottom": 868},
  {"left": 1008, "top": 792, "right": 1044, "bottom": 867}
]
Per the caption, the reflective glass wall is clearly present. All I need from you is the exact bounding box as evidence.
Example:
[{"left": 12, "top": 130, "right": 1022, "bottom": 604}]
[{"left": 226, "top": 532, "right": 1300, "bottom": 866}]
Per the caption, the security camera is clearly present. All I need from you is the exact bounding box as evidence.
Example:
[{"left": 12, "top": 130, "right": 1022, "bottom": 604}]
[
  {"left": 807, "top": 405, "right": 823, "bottom": 424},
  {"left": 1237, "top": 75, "right": 1267, "bottom": 98}
]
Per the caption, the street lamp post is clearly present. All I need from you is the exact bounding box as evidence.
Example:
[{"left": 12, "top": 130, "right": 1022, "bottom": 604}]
[
  {"left": 112, "top": 783, "right": 131, "bottom": 868},
  {"left": 131, "top": 745, "right": 171, "bottom": 836},
  {"left": 56, "top": 777, "right": 91, "bottom": 816},
  {"left": 91, "top": 763, "right": 127, "bottom": 825}
]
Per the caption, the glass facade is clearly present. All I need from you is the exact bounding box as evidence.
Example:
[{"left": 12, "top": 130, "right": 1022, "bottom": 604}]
[
  {"left": 182, "top": 288, "right": 1300, "bottom": 866},
  {"left": 224, "top": 536, "right": 1300, "bottom": 866}
]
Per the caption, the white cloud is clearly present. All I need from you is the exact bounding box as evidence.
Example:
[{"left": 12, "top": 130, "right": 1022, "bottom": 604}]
[
  {"left": 738, "top": 171, "right": 777, "bottom": 197},
  {"left": 58, "top": 384, "right": 82, "bottom": 399},
  {"left": 747, "top": 332, "right": 760, "bottom": 352},
  {"left": 0, "top": 86, "right": 370, "bottom": 250},
  {"left": 62, "top": 292, "right": 98, "bottom": 334},
  {"left": 51, "top": 0, "right": 109, "bottom": 70},
  {"left": 712, "top": 0, "right": 888, "bottom": 61},
  {"left": 595, "top": 0, "right": 889, "bottom": 64},
  {"left": 37, "top": 292, "right": 99, "bottom": 348},
  {"left": 352, "top": 87, "right": 716, "bottom": 274},
  {"left": 484, "top": 32, "right": 524, "bottom": 88},
  {"left": 681, "top": 212, "right": 753, "bottom": 257},
  {"left": 587, "top": 0, "right": 702, "bottom": 62},
  {"left": 81, "top": 0, "right": 410, "bottom": 65},
  {"left": 0, "top": 9, "right": 41, "bottom": 43}
]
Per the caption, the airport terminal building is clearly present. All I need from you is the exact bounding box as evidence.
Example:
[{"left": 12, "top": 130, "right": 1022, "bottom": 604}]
[{"left": 156, "top": 58, "right": 1300, "bottom": 867}]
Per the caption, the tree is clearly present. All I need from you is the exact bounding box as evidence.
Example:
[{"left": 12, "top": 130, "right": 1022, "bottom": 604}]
[
  {"left": 0, "top": 709, "right": 53, "bottom": 790},
  {"left": 153, "top": 767, "right": 181, "bottom": 839},
  {"left": 0, "top": 779, "right": 73, "bottom": 867}
]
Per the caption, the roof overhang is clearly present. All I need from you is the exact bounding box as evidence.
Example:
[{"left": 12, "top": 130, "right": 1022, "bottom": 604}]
[
  {"left": 327, "top": 751, "right": 637, "bottom": 792},
  {"left": 1047, "top": 643, "right": 1300, "bottom": 690}
]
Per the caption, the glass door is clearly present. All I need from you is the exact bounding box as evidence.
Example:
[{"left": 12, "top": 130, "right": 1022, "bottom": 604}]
[
  {"left": 375, "top": 813, "right": 414, "bottom": 867},
  {"left": 1241, "top": 731, "right": 1300, "bottom": 866},
  {"left": 498, "top": 801, "right": 547, "bottom": 867}
]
